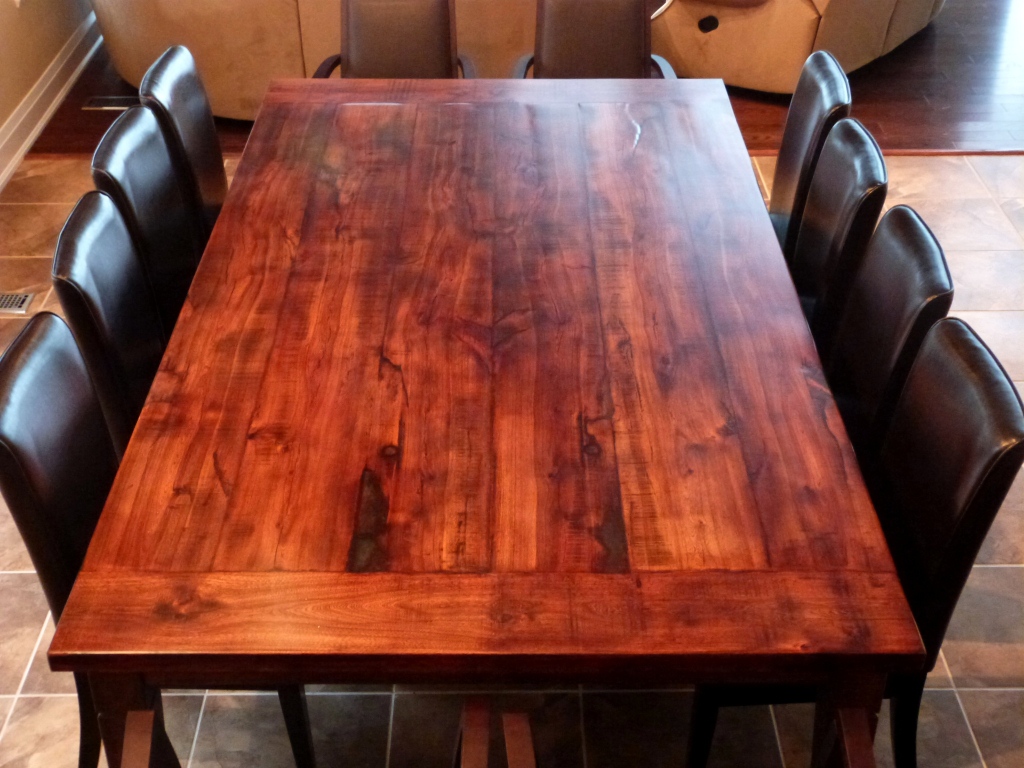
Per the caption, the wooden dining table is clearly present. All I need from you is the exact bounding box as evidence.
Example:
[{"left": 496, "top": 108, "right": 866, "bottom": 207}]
[{"left": 50, "top": 78, "right": 924, "bottom": 767}]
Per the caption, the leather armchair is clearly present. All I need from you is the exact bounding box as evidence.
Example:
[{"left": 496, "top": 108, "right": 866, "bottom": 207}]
[
  {"left": 513, "top": 0, "right": 677, "bottom": 78},
  {"left": 52, "top": 192, "right": 167, "bottom": 459},
  {"left": 314, "top": 0, "right": 476, "bottom": 78},
  {"left": 140, "top": 46, "right": 228, "bottom": 242},
  {"left": 91, "top": 105, "right": 204, "bottom": 336}
]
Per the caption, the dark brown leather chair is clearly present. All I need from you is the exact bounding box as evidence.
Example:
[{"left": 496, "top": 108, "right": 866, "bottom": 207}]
[
  {"left": 686, "top": 318, "right": 1024, "bottom": 768},
  {"left": 789, "top": 117, "right": 887, "bottom": 360},
  {"left": 824, "top": 205, "right": 953, "bottom": 455},
  {"left": 92, "top": 105, "right": 204, "bottom": 336},
  {"left": 314, "top": 0, "right": 474, "bottom": 78},
  {"left": 0, "top": 313, "right": 112, "bottom": 768},
  {"left": 513, "top": 0, "right": 677, "bottom": 78},
  {"left": 52, "top": 191, "right": 166, "bottom": 459},
  {"left": 769, "top": 51, "right": 851, "bottom": 261},
  {"left": 140, "top": 46, "right": 228, "bottom": 241},
  {"left": 0, "top": 314, "right": 317, "bottom": 768}
]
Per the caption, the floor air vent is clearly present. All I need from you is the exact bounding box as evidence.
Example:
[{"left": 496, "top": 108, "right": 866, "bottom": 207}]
[
  {"left": 0, "top": 293, "right": 34, "bottom": 315},
  {"left": 83, "top": 96, "right": 141, "bottom": 111}
]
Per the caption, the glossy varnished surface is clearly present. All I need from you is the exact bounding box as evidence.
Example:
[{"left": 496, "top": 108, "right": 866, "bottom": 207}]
[{"left": 51, "top": 79, "right": 922, "bottom": 679}]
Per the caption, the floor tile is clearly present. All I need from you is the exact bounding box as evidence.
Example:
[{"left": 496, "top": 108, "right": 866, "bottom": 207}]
[
  {"left": 22, "top": 615, "right": 74, "bottom": 695},
  {"left": 0, "top": 492, "right": 32, "bottom": 571},
  {"left": 190, "top": 694, "right": 301, "bottom": 768},
  {"left": 0, "top": 205, "right": 74, "bottom": 257},
  {"left": 582, "top": 691, "right": 690, "bottom": 768},
  {"left": 388, "top": 693, "right": 462, "bottom": 768},
  {"left": 37, "top": 288, "right": 63, "bottom": 319},
  {"left": 775, "top": 692, "right": 982, "bottom": 768},
  {"left": 885, "top": 156, "right": 991, "bottom": 201},
  {"left": 707, "top": 704, "right": 783, "bottom": 768},
  {"left": 900, "top": 198, "right": 1024, "bottom": 251},
  {"left": 1000, "top": 198, "right": 1024, "bottom": 239},
  {"left": 927, "top": 651, "right": 954, "bottom": 689},
  {"left": 0, "top": 156, "right": 93, "bottom": 205},
  {"left": 305, "top": 694, "right": 390, "bottom": 767},
  {"left": 0, "top": 258, "right": 57, "bottom": 315},
  {"left": 305, "top": 683, "right": 392, "bottom": 693},
  {"left": 224, "top": 155, "right": 241, "bottom": 189},
  {"left": 162, "top": 694, "right": 205, "bottom": 760},
  {"left": 959, "top": 689, "right": 1024, "bottom": 768},
  {"left": 968, "top": 155, "right": 1024, "bottom": 198},
  {"left": 0, "top": 696, "right": 108, "bottom": 768},
  {"left": 979, "top": 470, "right": 1024, "bottom": 564},
  {"left": 0, "top": 696, "right": 11, "bottom": 724},
  {"left": 390, "top": 692, "right": 582, "bottom": 768},
  {"left": 0, "top": 574, "right": 47, "bottom": 694},
  {"left": 943, "top": 566, "right": 1024, "bottom": 688},
  {"left": 751, "top": 159, "right": 769, "bottom": 204},
  {"left": 945, "top": 250, "right": 1024, "bottom": 311},
  {"left": 950, "top": 311, "right": 1024, "bottom": 380},
  {"left": 753, "top": 155, "right": 776, "bottom": 202}
]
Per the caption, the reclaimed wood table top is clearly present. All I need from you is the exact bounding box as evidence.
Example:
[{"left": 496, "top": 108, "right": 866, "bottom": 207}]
[{"left": 51, "top": 79, "right": 923, "bottom": 685}]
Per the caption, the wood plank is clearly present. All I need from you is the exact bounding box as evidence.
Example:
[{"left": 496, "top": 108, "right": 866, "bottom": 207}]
[
  {"left": 55, "top": 79, "right": 923, "bottom": 688},
  {"left": 381, "top": 104, "right": 496, "bottom": 573},
  {"left": 51, "top": 571, "right": 922, "bottom": 676},
  {"left": 490, "top": 102, "right": 627, "bottom": 573}
]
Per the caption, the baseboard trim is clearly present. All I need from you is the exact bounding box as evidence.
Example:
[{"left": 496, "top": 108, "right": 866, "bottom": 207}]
[{"left": 0, "top": 11, "right": 101, "bottom": 190}]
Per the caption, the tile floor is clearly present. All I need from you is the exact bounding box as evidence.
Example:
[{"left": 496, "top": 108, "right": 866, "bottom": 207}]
[{"left": 0, "top": 153, "right": 1020, "bottom": 766}]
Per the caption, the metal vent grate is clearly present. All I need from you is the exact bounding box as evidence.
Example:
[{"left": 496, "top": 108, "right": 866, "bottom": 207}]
[
  {"left": 83, "top": 95, "right": 141, "bottom": 112},
  {"left": 0, "top": 293, "right": 33, "bottom": 315}
]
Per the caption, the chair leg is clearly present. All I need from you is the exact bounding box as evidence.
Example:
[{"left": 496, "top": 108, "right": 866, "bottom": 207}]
[
  {"left": 889, "top": 673, "right": 926, "bottom": 768},
  {"left": 278, "top": 686, "right": 316, "bottom": 768},
  {"left": 74, "top": 672, "right": 102, "bottom": 768},
  {"left": 685, "top": 686, "right": 720, "bottom": 768}
]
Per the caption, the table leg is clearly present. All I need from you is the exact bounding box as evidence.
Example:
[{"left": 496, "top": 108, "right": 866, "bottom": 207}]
[
  {"left": 811, "top": 672, "right": 885, "bottom": 768},
  {"left": 89, "top": 674, "right": 180, "bottom": 768}
]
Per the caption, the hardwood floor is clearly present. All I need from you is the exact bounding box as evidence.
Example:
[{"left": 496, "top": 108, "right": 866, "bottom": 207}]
[
  {"left": 735, "top": 0, "right": 1024, "bottom": 153},
  {"left": 26, "top": 0, "right": 1024, "bottom": 156}
]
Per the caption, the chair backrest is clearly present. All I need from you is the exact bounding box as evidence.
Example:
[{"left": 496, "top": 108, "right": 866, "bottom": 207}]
[
  {"left": 770, "top": 51, "right": 851, "bottom": 261},
  {"left": 140, "top": 46, "right": 227, "bottom": 241},
  {"left": 790, "top": 117, "right": 887, "bottom": 358},
  {"left": 343, "top": 0, "right": 458, "bottom": 78},
  {"left": 0, "top": 313, "right": 118, "bottom": 619},
  {"left": 871, "top": 318, "right": 1024, "bottom": 667},
  {"left": 825, "top": 205, "right": 953, "bottom": 453},
  {"left": 533, "top": 0, "right": 651, "bottom": 78},
  {"left": 92, "top": 105, "right": 204, "bottom": 336},
  {"left": 52, "top": 192, "right": 167, "bottom": 460}
]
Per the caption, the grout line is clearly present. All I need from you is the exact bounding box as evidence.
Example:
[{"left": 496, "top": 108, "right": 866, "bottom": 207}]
[
  {"left": 951, "top": 686, "right": 989, "bottom": 768},
  {"left": 946, "top": 686, "right": 1024, "bottom": 692},
  {"left": 963, "top": 156, "right": 1002, "bottom": 200},
  {"left": 578, "top": 685, "right": 589, "bottom": 768},
  {"left": 0, "top": 612, "right": 50, "bottom": 749},
  {"left": 769, "top": 705, "right": 787, "bottom": 768},
  {"left": 0, "top": 571, "right": 37, "bottom": 575},
  {"left": 185, "top": 691, "right": 207, "bottom": 768},
  {"left": 971, "top": 563, "right": 1024, "bottom": 567},
  {"left": 947, "top": 639, "right": 990, "bottom": 768},
  {"left": 383, "top": 686, "right": 396, "bottom": 768},
  {"left": 391, "top": 687, "right": 583, "bottom": 695}
]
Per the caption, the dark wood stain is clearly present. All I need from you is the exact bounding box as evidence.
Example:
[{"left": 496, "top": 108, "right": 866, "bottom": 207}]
[{"left": 52, "top": 81, "right": 922, "bottom": 707}]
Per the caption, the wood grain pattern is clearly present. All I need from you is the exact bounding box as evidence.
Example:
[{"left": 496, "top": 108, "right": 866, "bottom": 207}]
[{"left": 53, "top": 79, "right": 922, "bottom": 687}]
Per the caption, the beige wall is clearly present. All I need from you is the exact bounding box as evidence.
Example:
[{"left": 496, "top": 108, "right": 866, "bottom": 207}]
[{"left": 0, "top": 0, "right": 93, "bottom": 127}]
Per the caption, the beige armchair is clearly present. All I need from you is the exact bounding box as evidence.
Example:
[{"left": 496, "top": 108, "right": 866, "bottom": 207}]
[{"left": 92, "top": 0, "right": 945, "bottom": 120}]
